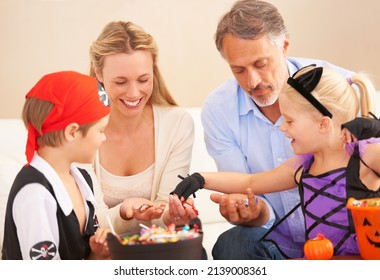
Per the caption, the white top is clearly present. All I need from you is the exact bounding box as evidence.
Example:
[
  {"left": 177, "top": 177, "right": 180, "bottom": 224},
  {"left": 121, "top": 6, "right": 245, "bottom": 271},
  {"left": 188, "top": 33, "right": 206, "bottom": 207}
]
[
  {"left": 100, "top": 163, "right": 154, "bottom": 207},
  {"left": 83, "top": 105, "right": 194, "bottom": 233}
]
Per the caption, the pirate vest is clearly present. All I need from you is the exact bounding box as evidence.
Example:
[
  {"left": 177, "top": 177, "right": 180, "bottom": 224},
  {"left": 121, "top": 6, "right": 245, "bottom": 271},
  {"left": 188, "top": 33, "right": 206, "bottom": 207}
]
[{"left": 2, "top": 165, "right": 98, "bottom": 260}]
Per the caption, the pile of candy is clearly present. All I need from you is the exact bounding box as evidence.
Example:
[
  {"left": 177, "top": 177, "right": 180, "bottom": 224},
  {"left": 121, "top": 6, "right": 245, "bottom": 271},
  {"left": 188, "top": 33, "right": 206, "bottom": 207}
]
[
  {"left": 351, "top": 199, "right": 380, "bottom": 207},
  {"left": 119, "top": 223, "right": 201, "bottom": 245}
]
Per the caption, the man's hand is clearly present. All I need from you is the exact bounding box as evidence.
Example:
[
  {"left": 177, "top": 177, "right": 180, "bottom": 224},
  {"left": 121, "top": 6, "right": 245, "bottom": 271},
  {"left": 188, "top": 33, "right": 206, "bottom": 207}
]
[{"left": 210, "top": 188, "right": 268, "bottom": 227}]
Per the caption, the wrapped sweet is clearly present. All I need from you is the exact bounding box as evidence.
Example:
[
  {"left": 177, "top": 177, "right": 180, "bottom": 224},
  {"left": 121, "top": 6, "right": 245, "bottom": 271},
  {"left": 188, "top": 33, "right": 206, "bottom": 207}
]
[
  {"left": 119, "top": 223, "right": 201, "bottom": 245},
  {"left": 351, "top": 198, "right": 380, "bottom": 207}
]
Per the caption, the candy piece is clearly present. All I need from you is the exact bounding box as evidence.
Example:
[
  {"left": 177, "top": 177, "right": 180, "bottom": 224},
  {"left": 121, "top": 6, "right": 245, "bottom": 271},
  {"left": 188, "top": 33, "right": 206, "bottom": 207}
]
[
  {"left": 167, "top": 223, "right": 176, "bottom": 233},
  {"left": 137, "top": 204, "right": 153, "bottom": 213},
  {"left": 182, "top": 201, "right": 199, "bottom": 215},
  {"left": 351, "top": 199, "right": 380, "bottom": 207},
  {"left": 120, "top": 237, "right": 129, "bottom": 245},
  {"left": 117, "top": 222, "right": 201, "bottom": 246}
]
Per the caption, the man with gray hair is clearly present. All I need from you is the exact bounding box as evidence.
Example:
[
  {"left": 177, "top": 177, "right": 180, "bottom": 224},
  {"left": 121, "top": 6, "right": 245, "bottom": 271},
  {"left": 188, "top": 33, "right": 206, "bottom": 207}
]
[{"left": 202, "top": 0, "right": 354, "bottom": 259}]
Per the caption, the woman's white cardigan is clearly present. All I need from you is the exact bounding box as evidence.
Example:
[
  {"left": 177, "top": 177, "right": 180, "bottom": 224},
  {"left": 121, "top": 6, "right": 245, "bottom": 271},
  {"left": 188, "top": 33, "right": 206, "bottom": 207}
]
[{"left": 88, "top": 105, "right": 194, "bottom": 234}]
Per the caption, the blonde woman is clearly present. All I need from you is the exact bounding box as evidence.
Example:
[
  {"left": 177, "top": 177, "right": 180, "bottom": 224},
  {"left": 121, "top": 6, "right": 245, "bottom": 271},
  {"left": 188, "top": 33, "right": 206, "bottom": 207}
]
[{"left": 88, "top": 21, "right": 199, "bottom": 239}]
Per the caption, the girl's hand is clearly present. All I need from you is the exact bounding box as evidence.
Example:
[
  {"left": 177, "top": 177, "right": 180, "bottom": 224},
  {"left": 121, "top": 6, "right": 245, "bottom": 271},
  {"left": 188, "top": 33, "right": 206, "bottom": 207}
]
[
  {"left": 341, "top": 114, "right": 380, "bottom": 141},
  {"left": 341, "top": 127, "right": 357, "bottom": 144}
]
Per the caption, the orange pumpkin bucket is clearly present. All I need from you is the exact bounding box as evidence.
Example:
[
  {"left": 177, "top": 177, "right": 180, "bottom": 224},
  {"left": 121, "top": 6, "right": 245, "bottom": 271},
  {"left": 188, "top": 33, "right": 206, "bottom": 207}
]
[{"left": 346, "top": 197, "right": 380, "bottom": 260}]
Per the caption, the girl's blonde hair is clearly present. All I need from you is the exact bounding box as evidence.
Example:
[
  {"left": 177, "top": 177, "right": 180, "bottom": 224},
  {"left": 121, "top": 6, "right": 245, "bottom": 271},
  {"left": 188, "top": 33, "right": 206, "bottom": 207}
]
[
  {"left": 89, "top": 21, "right": 177, "bottom": 106},
  {"left": 284, "top": 66, "right": 376, "bottom": 126}
]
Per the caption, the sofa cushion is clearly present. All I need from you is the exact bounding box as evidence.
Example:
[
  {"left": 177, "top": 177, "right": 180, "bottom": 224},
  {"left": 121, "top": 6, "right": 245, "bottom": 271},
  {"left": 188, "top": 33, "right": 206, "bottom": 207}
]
[
  {"left": 186, "top": 108, "right": 231, "bottom": 224},
  {"left": 0, "top": 119, "right": 27, "bottom": 258},
  {"left": 0, "top": 154, "right": 24, "bottom": 253}
]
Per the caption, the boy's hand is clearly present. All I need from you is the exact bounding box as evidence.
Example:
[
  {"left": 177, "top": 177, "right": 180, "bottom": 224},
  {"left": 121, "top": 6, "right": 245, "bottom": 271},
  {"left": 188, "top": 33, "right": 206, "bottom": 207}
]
[{"left": 88, "top": 228, "right": 111, "bottom": 260}]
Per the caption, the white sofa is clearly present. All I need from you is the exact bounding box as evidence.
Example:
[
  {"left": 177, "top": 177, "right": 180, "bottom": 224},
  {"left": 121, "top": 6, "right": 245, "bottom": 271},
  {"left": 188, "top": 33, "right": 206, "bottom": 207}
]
[
  {"left": 186, "top": 108, "right": 235, "bottom": 259},
  {"left": 0, "top": 108, "right": 233, "bottom": 259}
]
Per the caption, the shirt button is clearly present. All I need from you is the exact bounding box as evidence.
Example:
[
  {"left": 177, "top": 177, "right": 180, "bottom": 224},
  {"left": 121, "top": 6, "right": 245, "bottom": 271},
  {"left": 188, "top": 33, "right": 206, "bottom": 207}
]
[{"left": 277, "top": 157, "right": 283, "bottom": 163}]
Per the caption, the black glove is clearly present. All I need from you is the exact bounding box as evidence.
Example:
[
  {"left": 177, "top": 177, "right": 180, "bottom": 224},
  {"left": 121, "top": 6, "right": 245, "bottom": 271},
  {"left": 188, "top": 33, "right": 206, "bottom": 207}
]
[
  {"left": 170, "top": 173, "right": 205, "bottom": 200},
  {"left": 341, "top": 112, "right": 380, "bottom": 140}
]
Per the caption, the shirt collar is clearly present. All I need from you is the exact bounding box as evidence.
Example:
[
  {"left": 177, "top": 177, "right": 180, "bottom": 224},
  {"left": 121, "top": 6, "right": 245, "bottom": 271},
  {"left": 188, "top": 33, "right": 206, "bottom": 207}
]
[
  {"left": 287, "top": 58, "right": 300, "bottom": 77},
  {"left": 30, "top": 153, "right": 96, "bottom": 216}
]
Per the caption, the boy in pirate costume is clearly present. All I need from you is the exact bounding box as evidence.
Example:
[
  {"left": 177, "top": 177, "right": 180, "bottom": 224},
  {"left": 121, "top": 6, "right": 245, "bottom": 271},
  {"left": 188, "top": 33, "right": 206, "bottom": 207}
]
[
  {"left": 172, "top": 65, "right": 380, "bottom": 258},
  {"left": 2, "top": 71, "right": 111, "bottom": 260}
]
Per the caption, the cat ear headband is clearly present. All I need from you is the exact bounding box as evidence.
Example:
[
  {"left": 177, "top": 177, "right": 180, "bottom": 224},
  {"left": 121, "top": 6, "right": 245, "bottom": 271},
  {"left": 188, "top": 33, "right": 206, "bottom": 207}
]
[{"left": 287, "top": 64, "right": 333, "bottom": 119}]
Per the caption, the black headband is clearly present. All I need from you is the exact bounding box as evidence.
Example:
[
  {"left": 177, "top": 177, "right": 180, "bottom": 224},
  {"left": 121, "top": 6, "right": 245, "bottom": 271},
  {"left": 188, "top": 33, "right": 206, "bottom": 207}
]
[{"left": 287, "top": 64, "right": 333, "bottom": 118}]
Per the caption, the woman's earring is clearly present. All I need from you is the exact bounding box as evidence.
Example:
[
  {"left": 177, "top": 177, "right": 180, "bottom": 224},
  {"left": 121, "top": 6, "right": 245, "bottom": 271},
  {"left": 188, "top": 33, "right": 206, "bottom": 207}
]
[{"left": 97, "top": 81, "right": 109, "bottom": 107}]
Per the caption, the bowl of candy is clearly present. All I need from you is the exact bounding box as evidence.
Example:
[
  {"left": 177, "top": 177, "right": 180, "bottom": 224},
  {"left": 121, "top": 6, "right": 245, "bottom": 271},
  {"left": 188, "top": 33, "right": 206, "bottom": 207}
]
[
  {"left": 106, "top": 218, "right": 203, "bottom": 260},
  {"left": 346, "top": 197, "right": 380, "bottom": 260}
]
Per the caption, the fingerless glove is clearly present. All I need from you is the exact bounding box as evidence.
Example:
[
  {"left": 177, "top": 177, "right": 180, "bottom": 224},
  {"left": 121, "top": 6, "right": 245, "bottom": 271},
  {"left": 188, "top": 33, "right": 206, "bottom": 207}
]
[
  {"left": 341, "top": 112, "right": 380, "bottom": 140},
  {"left": 170, "top": 173, "right": 205, "bottom": 200}
]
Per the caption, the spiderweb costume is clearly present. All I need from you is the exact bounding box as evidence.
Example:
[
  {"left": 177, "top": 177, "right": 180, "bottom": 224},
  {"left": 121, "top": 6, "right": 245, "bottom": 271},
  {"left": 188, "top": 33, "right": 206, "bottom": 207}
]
[{"left": 262, "top": 138, "right": 380, "bottom": 258}]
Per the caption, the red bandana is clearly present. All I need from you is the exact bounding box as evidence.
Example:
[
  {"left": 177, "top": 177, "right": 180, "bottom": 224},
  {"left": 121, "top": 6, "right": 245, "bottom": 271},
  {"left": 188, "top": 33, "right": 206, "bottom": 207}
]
[{"left": 25, "top": 71, "right": 110, "bottom": 163}]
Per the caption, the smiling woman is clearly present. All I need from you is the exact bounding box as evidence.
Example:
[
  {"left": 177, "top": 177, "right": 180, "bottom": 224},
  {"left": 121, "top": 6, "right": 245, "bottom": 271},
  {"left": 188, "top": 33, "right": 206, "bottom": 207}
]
[
  {"left": 96, "top": 51, "right": 155, "bottom": 112},
  {"left": 85, "top": 21, "right": 202, "bottom": 251}
]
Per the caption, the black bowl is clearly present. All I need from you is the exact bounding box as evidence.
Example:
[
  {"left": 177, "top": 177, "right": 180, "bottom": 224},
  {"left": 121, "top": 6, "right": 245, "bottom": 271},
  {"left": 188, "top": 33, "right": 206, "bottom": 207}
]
[{"left": 107, "top": 231, "right": 203, "bottom": 260}]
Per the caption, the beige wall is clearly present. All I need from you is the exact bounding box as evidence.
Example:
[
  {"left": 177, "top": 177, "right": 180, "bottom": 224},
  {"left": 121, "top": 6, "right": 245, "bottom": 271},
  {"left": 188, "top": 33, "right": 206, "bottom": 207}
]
[{"left": 1, "top": 0, "right": 379, "bottom": 118}]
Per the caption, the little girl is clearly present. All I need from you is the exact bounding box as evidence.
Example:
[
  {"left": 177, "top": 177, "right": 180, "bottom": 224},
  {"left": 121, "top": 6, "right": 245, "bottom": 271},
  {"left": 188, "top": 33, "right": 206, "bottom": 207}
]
[{"left": 172, "top": 65, "right": 380, "bottom": 258}]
